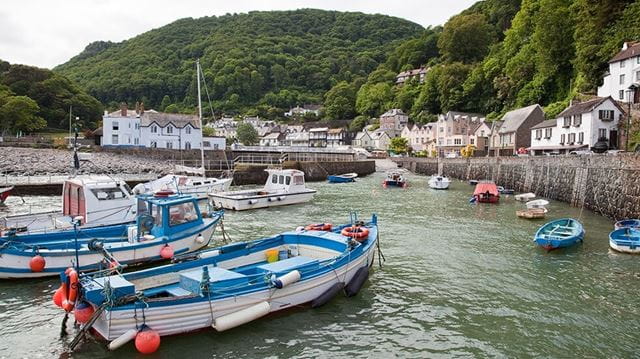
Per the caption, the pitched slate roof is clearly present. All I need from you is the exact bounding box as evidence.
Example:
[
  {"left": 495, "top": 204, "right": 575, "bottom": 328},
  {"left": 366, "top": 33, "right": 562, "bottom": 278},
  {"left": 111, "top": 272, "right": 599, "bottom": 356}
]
[
  {"left": 140, "top": 112, "right": 200, "bottom": 128},
  {"left": 609, "top": 41, "right": 640, "bottom": 63},
  {"left": 530, "top": 119, "right": 557, "bottom": 130},
  {"left": 381, "top": 109, "right": 407, "bottom": 117},
  {"left": 499, "top": 104, "right": 543, "bottom": 133},
  {"left": 556, "top": 97, "right": 612, "bottom": 118}
]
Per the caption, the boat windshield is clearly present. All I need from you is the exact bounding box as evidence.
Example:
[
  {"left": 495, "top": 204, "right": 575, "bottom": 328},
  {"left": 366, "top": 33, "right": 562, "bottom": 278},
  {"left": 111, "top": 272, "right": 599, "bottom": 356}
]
[
  {"left": 293, "top": 175, "right": 304, "bottom": 185},
  {"left": 169, "top": 202, "right": 198, "bottom": 226},
  {"left": 90, "top": 187, "right": 127, "bottom": 200},
  {"left": 151, "top": 204, "right": 163, "bottom": 227}
]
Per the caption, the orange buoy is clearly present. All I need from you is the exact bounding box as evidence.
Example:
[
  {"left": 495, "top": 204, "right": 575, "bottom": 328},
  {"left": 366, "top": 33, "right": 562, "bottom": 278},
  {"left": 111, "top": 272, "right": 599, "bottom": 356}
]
[
  {"left": 74, "top": 301, "right": 95, "bottom": 323},
  {"left": 52, "top": 285, "right": 64, "bottom": 308},
  {"left": 135, "top": 327, "right": 161, "bottom": 354},
  {"left": 29, "top": 255, "right": 46, "bottom": 272},
  {"left": 160, "top": 244, "right": 174, "bottom": 259}
]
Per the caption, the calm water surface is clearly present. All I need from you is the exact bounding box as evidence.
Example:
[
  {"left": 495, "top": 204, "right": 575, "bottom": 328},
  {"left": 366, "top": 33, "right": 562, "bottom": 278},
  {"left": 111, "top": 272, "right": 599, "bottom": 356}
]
[{"left": 0, "top": 170, "right": 636, "bottom": 358}]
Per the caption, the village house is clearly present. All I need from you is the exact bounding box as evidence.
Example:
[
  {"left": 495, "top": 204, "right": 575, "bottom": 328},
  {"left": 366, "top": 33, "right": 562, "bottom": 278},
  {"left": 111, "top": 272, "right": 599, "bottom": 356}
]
[
  {"left": 353, "top": 130, "right": 374, "bottom": 150},
  {"left": 284, "top": 104, "right": 323, "bottom": 117},
  {"left": 490, "top": 104, "right": 545, "bottom": 156},
  {"left": 470, "top": 121, "right": 491, "bottom": 156},
  {"left": 488, "top": 120, "right": 504, "bottom": 157},
  {"left": 308, "top": 127, "right": 328, "bottom": 147},
  {"left": 401, "top": 123, "right": 436, "bottom": 153},
  {"left": 597, "top": 41, "right": 640, "bottom": 103},
  {"left": 259, "top": 132, "right": 285, "bottom": 147},
  {"left": 370, "top": 129, "right": 392, "bottom": 151},
  {"left": 283, "top": 131, "right": 309, "bottom": 147},
  {"left": 327, "top": 128, "right": 349, "bottom": 148},
  {"left": 102, "top": 103, "right": 224, "bottom": 150},
  {"left": 379, "top": 109, "right": 409, "bottom": 136},
  {"left": 435, "top": 111, "right": 486, "bottom": 157},
  {"left": 395, "top": 67, "right": 429, "bottom": 86},
  {"left": 529, "top": 97, "right": 624, "bottom": 155}
]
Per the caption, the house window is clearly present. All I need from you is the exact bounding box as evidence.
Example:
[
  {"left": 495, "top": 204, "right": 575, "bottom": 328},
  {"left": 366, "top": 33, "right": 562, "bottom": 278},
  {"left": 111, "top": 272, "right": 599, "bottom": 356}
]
[
  {"left": 544, "top": 128, "right": 552, "bottom": 139},
  {"left": 568, "top": 133, "right": 576, "bottom": 144},
  {"left": 454, "top": 138, "right": 462, "bottom": 145},
  {"left": 620, "top": 74, "right": 625, "bottom": 85},
  {"left": 620, "top": 90, "right": 625, "bottom": 100},
  {"left": 151, "top": 125, "right": 158, "bottom": 133},
  {"left": 214, "top": 144, "right": 219, "bottom": 150},
  {"left": 560, "top": 134, "right": 565, "bottom": 145},
  {"left": 620, "top": 60, "right": 626, "bottom": 68},
  {"left": 573, "top": 114, "right": 582, "bottom": 127},
  {"left": 599, "top": 110, "right": 614, "bottom": 121},
  {"left": 185, "top": 126, "right": 191, "bottom": 134},
  {"left": 112, "top": 135, "right": 118, "bottom": 144},
  {"left": 563, "top": 117, "right": 571, "bottom": 127},
  {"left": 470, "top": 138, "right": 475, "bottom": 145},
  {"left": 112, "top": 121, "right": 119, "bottom": 131},
  {"left": 167, "top": 126, "right": 173, "bottom": 134},
  {"left": 150, "top": 141, "right": 157, "bottom": 148},
  {"left": 185, "top": 142, "right": 191, "bottom": 150},
  {"left": 598, "top": 129, "right": 607, "bottom": 140},
  {"left": 135, "top": 123, "right": 140, "bottom": 130},
  {"left": 134, "top": 137, "right": 139, "bottom": 145},
  {"left": 578, "top": 132, "right": 584, "bottom": 144},
  {"left": 638, "top": 57, "right": 640, "bottom": 65},
  {"left": 166, "top": 141, "right": 173, "bottom": 149},
  {"left": 535, "top": 129, "right": 542, "bottom": 140},
  {"left": 203, "top": 141, "right": 210, "bottom": 148},
  {"left": 636, "top": 71, "right": 640, "bottom": 81}
]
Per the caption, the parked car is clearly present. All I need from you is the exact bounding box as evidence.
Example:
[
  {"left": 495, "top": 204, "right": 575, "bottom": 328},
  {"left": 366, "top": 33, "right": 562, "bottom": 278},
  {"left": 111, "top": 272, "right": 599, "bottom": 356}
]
[
  {"left": 445, "top": 152, "right": 459, "bottom": 158},
  {"left": 544, "top": 151, "right": 560, "bottom": 156},
  {"left": 569, "top": 149, "right": 594, "bottom": 155}
]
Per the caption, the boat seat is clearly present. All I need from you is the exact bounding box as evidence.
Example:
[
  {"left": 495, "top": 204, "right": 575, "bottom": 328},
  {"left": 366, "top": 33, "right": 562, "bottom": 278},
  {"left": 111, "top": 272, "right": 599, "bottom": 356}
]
[
  {"left": 257, "top": 256, "right": 318, "bottom": 274},
  {"left": 179, "top": 266, "right": 249, "bottom": 295}
]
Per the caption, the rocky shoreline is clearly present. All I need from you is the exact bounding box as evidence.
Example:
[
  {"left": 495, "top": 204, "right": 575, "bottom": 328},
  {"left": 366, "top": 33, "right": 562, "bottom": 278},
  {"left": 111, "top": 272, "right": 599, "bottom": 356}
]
[{"left": 0, "top": 148, "right": 176, "bottom": 176}]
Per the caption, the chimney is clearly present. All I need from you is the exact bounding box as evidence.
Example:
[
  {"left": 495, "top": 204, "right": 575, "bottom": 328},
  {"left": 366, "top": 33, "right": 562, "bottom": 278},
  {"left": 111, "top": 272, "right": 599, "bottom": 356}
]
[
  {"left": 135, "top": 101, "right": 140, "bottom": 115},
  {"left": 140, "top": 102, "right": 145, "bottom": 115},
  {"left": 622, "top": 42, "right": 629, "bottom": 51},
  {"left": 120, "top": 102, "right": 127, "bottom": 117}
]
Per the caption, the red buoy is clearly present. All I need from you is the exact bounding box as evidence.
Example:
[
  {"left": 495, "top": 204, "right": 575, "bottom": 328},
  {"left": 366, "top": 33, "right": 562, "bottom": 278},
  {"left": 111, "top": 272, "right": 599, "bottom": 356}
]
[
  {"left": 160, "top": 244, "right": 174, "bottom": 260},
  {"left": 52, "top": 286, "right": 63, "bottom": 308},
  {"left": 135, "top": 327, "right": 161, "bottom": 354},
  {"left": 29, "top": 255, "right": 46, "bottom": 272},
  {"left": 74, "top": 301, "right": 95, "bottom": 323}
]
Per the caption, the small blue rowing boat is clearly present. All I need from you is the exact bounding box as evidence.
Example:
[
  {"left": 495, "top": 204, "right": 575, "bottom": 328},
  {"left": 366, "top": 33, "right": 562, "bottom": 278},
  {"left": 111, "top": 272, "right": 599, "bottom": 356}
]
[
  {"left": 609, "top": 228, "right": 640, "bottom": 254},
  {"left": 614, "top": 219, "right": 640, "bottom": 230},
  {"left": 533, "top": 218, "right": 584, "bottom": 250},
  {"left": 327, "top": 173, "right": 358, "bottom": 183}
]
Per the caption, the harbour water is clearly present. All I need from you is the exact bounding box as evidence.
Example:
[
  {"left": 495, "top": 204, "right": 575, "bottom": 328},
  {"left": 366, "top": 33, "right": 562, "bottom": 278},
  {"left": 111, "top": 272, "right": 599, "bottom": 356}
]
[{"left": 0, "top": 170, "right": 636, "bottom": 358}]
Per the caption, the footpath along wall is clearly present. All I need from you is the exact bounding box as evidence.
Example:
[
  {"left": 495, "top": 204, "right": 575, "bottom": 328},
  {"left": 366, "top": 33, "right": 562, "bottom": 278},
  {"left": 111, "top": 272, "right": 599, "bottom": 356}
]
[{"left": 394, "top": 154, "right": 640, "bottom": 220}]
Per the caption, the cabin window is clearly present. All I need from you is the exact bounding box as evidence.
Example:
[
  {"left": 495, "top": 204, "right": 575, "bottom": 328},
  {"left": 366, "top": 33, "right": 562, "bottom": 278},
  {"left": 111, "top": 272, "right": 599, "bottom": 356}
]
[
  {"left": 91, "top": 187, "right": 126, "bottom": 200},
  {"left": 169, "top": 202, "right": 198, "bottom": 226},
  {"left": 192, "top": 182, "right": 201, "bottom": 186},
  {"left": 272, "top": 174, "right": 278, "bottom": 184},
  {"left": 286, "top": 176, "right": 291, "bottom": 185},
  {"left": 279, "top": 175, "right": 284, "bottom": 184},
  {"left": 152, "top": 204, "right": 163, "bottom": 227},
  {"left": 293, "top": 175, "right": 304, "bottom": 185}
]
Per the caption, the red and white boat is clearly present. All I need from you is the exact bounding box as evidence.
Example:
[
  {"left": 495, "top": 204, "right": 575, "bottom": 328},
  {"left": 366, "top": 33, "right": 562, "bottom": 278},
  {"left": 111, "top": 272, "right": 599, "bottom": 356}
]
[
  {"left": 0, "top": 186, "right": 12, "bottom": 204},
  {"left": 472, "top": 181, "right": 500, "bottom": 204}
]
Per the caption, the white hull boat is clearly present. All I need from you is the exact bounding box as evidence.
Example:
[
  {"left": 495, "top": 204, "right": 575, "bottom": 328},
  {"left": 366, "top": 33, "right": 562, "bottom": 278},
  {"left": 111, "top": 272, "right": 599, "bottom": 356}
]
[
  {"left": 526, "top": 199, "right": 549, "bottom": 210},
  {"left": 209, "top": 169, "right": 315, "bottom": 211},
  {"left": 133, "top": 174, "right": 232, "bottom": 200},
  {"left": 428, "top": 176, "right": 451, "bottom": 190},
  {"left": 515, "top": 193, "right": 536, "bottom": 201}
]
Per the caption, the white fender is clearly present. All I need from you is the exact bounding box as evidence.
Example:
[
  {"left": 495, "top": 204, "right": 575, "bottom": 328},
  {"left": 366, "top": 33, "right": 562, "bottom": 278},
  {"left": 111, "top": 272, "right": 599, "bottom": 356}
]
[
  {"left": 198, "top": 250, "right": 220, "bottom": 259},
  {"left": 212, "top": 301, "right": 270, "bottom": 332},
  {"left": 274, "top": 270, "right": 301, "bottom": 289},
  {"left": 108, "top": 328, "right": 138, "bottom": 350},
  {"left": 195, "top": 234, "right": 205, "bottom": 244},
  {"left": 249, "top": 199, "right": 258, "bottom": 204},
  {"left": 277, "top": 196, "right": 286, "bottom": 201}
]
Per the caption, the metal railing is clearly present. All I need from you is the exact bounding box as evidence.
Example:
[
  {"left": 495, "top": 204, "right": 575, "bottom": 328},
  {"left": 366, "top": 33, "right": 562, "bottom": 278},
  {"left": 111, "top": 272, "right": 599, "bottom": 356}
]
[
  {"left": 233, "top": 153, "right": 288, "bottom": 165},
  {"left": 0, "top": 173, "right": 159, "bottom": 186},
  {"left": 168, "top": 160, "right": 234, "bottom": 171}
]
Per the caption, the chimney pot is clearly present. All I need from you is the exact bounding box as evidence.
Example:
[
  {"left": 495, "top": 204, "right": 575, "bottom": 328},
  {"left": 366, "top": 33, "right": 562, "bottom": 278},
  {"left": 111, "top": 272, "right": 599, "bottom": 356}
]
[{"left": 120, "top": 102, "right": 127, "bottom": 117}]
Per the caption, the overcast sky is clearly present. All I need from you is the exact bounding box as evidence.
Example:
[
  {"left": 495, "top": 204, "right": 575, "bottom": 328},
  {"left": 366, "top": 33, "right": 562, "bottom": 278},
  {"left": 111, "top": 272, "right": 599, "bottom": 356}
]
[{"left": 0, "top": 0, "right": 477, "bottom": 69}]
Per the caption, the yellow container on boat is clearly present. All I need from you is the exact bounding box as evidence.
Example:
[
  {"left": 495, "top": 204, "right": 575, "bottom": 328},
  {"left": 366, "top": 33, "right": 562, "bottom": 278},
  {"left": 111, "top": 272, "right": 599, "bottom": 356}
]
[{"left": 265, "top": 249, "right": 279, "bottom": 263}]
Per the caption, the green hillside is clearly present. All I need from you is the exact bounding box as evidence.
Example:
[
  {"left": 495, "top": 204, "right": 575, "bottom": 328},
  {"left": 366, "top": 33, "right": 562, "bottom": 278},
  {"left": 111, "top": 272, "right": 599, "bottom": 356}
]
[{"left": 55, "top": 9, "right": 424, "bottom": 115}]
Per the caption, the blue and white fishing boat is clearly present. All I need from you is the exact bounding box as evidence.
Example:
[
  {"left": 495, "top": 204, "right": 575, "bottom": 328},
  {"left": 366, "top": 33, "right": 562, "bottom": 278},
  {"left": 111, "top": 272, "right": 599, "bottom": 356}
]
[
  {"left": 62, "top": 214, "right": 379, "bottom": 352},
  {"left": 0, "top": 193, "right": 223, "bottom": 278},
  {"left": 533, "top": 218, "right": 585, "bottom": 250},
  {"left": 327, "top": 173, "right": 358, "bottom": 183},
  {"left": 614, "top": 219, "right": 640, "bottom": 230},
  {"left": 609, "top": 228, "right": 640, "bottom": 254}
]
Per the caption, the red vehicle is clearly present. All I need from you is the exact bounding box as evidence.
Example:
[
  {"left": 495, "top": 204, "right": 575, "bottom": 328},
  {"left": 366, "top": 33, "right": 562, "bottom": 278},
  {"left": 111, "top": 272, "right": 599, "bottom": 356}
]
[
  {"left": 473, "top": 181, "right": 500, "bottom": 203},
  {"left": 0, "top": 186, "right": 12, "bottom": 204}
]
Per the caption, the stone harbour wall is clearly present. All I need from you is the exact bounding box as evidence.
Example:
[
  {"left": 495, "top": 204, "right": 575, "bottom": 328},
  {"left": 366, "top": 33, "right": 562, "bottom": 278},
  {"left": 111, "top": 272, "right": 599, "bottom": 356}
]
[
  {"left": 231, "top": 160, "right": 376, "bottom": 185},
  {"left": 395, "top": 154, "right": 640, "bottom": 220}
]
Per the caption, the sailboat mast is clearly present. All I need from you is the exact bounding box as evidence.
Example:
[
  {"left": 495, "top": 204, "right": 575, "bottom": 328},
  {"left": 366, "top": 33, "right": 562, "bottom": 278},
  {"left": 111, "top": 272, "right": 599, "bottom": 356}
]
[{"left": 196, "top": 59, "right": 205, "bottom": 175}]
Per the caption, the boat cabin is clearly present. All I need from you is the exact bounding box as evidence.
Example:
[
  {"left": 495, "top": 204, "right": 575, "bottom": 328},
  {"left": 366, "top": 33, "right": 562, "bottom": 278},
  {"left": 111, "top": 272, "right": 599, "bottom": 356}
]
[
  {"left": 263, "top": 169, "right": 307, "bottom": 193},
  {"left": 136, "top": 194, "right": 205, "bottom": 238},
  {"left": 62, "top": 177, "right": 136, "bottom": 225}
]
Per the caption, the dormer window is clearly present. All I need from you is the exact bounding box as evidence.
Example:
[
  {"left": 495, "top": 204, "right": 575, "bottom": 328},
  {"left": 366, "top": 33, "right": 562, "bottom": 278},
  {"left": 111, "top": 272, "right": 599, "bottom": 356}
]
[
  {"left": 151, "top": 125, "right": 158, "bottom": 133},
  {"left": 167, "top": 125, "right": 173, "bottom": 134},
  {"left": 185, "top": 126, "right": 191, "bottom": 134}
]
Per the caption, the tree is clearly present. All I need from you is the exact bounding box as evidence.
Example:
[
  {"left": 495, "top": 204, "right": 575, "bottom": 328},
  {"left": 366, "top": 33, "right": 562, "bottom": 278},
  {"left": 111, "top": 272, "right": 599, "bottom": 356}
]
[
  {"left": 202, "top": 126, "right": 215, "bottom": 136},
  {"left": 236, "top": 122, "right": 259, "bottom": 145},
  {"left": 355, "top": 82, "right": 394, "bottom": 117},
  {"left": 0, "top": 96, "right": 46, "bottom": 134},
  {"left": 324, "top": 81, "right": 356, "bottom": 120},
  {"left": 349, "top": 115, "right": 369, "bottom": 132},
  {"left": 160, "top": 95, "right": 172, "bottom": 111},
  {"left": 164, "top": 104, "right": 179, "bottom": 113},
  {"left": 438, "top": 14, "right": 494, "bottom": 64},
  {"left": 389, "top": 137, "right": 409, "bottom": 154}
]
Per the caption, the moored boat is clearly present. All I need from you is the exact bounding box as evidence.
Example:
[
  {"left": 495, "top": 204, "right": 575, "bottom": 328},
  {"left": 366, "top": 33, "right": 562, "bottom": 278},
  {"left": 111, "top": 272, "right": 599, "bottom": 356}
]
[
  {"left": 58, "top": 214, "right": 379, "bottom": 353},
  {"left": 209, "top": 169, "right": 315, "bottom": 211},
  {"left": 428, "top": 176, "right": 451, "bottom": 190},
  {"left": 133, "top": 174, "right": 232, "bottom": 200},
  {"left": 609, "top": 228, "right": 640, "bottom": 254},
  {"left": 383, "top": 171, "right": 407, "bottom": 188},
  {"left": 0, "top": 186, "right": 12, "bottom": 204},
  {"left": 515, "top": 193, "right": 536, "bottom": 201},
  {"left": 327, "top": 173, "right": 358, "bottom": 183},
  {"left": 0, "top": 194, "right": 223, "bottom": 278},
  {"left": 472, "top": 181, "right": 499, "bottom": 203},
  {"left": 533, "top": 218, "right": 584, "bottom": 250},
  {"left": 516, "top": 208, "right": 546, "bottom": 219},
  {"left": 497, "top": 186, "right": 515, "bottom": 195},
  {"left": 614, "top": 219, "right": 640, "bottom": 230},
  {"left": 526, "top": 199, "right": 549, "bottom": 210}
]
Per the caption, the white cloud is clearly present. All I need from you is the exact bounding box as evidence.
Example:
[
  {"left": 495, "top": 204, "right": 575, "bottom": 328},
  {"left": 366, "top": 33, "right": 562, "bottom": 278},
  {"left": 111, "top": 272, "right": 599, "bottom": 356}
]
[{"left": 0, "top": 0, "right": 476, "bottom": 68}]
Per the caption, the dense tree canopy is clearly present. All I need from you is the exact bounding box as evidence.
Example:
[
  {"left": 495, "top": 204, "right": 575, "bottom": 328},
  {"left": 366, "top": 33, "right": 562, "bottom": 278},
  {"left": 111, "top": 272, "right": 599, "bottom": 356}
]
[{"left": 236, "top": 122, "right": 259, "bottom": 145}]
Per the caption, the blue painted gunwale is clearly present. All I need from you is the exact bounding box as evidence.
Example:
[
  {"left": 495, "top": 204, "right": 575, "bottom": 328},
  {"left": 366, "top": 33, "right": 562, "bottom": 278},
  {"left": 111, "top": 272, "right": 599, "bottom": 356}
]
[
  {"left": 327, "top": 175, "right": 355, "bottom": 183},
  {"left": 609, "top": 228, "right": 640, "bottom": 249},
  {"left": 534, "top": 218, "right": 584, "bottom": 249},
  {"left": 82, "top": 218, "right": 378, "bottom": 311}
]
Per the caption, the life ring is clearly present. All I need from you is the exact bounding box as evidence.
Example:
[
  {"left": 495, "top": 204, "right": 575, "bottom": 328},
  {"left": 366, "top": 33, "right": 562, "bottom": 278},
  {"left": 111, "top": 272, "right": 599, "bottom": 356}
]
[
  {"left": 305, "top": 223, "right": 332, "bottom": 231},
  {"left": 61, "top": 267, "right": 79, "bottom": 312},
  {"left": 154, "top": 190, "right": 174, "bottom": 198},
  {"left": 341, "top": 226, "right": 370, "bottom": 241}
]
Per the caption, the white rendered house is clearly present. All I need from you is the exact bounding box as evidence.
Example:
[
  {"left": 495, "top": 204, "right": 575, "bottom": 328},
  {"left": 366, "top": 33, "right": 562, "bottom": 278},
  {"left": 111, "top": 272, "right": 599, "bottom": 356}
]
[{"left": 598, "top": 41, "right": 640, "bottom": 103}]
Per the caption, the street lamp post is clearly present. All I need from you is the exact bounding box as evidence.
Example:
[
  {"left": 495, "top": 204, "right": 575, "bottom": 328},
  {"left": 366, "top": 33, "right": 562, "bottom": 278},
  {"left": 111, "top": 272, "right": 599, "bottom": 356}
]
[{"left": 626, "top": 84, "right": 638, "bottom": 151}]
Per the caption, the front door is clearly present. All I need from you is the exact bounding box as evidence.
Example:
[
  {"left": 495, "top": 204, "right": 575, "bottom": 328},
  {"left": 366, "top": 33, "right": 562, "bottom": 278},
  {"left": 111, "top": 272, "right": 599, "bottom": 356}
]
[{"left": 610, "top": 130, "right": 618, "bottom": 149}]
